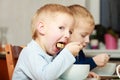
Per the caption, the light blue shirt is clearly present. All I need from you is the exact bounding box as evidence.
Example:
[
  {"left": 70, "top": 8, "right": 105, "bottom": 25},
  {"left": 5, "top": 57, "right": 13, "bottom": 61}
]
[{"left": 12, "top": 40, "right": 75, "bottom": 80}]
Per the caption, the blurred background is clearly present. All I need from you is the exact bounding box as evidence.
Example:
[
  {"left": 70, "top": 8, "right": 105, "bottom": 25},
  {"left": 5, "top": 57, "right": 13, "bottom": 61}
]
[{"left": 0, "top": 0, "right": 120, "bottom": 49}]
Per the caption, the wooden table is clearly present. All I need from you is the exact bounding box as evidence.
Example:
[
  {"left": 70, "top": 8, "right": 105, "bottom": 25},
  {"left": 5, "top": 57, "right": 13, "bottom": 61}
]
[{"left": 100, "top": 75, "right": 119, "bottom": 80}]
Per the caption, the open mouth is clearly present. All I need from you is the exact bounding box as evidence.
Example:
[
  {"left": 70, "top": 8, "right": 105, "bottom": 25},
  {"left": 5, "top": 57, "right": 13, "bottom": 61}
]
[{"left": 56, "top": 42, "right": 65, "bottom": 49}]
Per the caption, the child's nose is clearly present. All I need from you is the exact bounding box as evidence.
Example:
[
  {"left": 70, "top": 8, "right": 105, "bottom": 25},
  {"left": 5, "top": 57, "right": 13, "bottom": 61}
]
[
  {"left": 64, "top": 31, "right": 70, "bottom": 39},
  {"left": 85, "top": 36, "right": 90, "bottom": 44}
]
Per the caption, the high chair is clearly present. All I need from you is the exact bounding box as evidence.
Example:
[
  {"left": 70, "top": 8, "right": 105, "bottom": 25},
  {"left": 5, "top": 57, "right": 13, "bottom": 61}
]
[{"left": 5, "top": 44, "right": 24, "bottom": 80}]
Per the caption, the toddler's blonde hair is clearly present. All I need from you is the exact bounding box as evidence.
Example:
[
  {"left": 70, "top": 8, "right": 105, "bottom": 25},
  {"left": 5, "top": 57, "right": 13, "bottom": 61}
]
[{"left": 68, "top": 4, "right": 95, "bottom": 28}]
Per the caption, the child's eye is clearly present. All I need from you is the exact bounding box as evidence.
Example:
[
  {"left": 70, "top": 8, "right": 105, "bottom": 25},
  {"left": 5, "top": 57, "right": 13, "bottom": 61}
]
[
  {"left": 59, "top": 26, "right": 64, "bottom": 30},
  {"left": 69, "top": 30, "right": 72, "bottom": 35},
  {"left": 80, "top": 34, "right": 86, "bottom": 38}
]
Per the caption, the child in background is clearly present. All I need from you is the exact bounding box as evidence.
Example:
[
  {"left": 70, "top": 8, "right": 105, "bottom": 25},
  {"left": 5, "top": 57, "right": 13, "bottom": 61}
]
[
  {"left": 12, "top": 4, "right": 84, "bottom": 80},
  {"left": 68, "top": 4, "right": 110, "bottom": 78}
]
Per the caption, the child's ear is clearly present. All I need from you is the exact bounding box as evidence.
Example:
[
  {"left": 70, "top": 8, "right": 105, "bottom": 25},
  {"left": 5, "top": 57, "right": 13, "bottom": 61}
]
[{"left": 37, "top": 22, "right": 45, "bottom": 35}]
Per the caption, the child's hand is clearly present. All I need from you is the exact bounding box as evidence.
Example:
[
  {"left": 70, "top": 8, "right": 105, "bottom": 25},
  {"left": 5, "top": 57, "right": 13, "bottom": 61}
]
[
  {"left": 93, "top": 53, "right": 110, "bottom": 67},
  {"left": 65, "top": 42, "right": 84, "bottom": 57},
  {"left": 87, "top": 72, "right": 100, "bottom": 79}
]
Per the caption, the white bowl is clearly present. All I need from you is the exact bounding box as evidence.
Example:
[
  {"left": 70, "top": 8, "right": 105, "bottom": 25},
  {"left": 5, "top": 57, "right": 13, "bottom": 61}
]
[
  {"left": 60, "top": 64, "right": 90, "bottom": 80},
  {"left": 92, "top": 63, "right": 117, "bottom": 76}
]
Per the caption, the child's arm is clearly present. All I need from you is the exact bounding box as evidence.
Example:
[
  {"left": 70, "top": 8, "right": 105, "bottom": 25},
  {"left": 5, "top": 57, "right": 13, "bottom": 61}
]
[
  {"left": 74, "top": 50, "right": 97, "bottom": 70},
  {"left": 18, "top": 47, "right": 76, "bottom": 80},
  {"left": 31, "top": 42, "right": 83, "bottom": 79}
]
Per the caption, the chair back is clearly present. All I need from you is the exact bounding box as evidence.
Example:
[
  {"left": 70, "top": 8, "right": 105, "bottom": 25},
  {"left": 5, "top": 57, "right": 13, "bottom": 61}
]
[{"left": 5, "top": 44, "right": 23, "bottom": 80}]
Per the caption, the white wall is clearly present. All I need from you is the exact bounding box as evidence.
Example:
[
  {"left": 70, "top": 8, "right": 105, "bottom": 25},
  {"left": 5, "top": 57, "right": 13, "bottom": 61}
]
[
  {"left": 86, "top": 0, "right": 100, "bottom": 24},
  {"left": 0, "top": 0, "right": 99, "bottom": 45}
]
